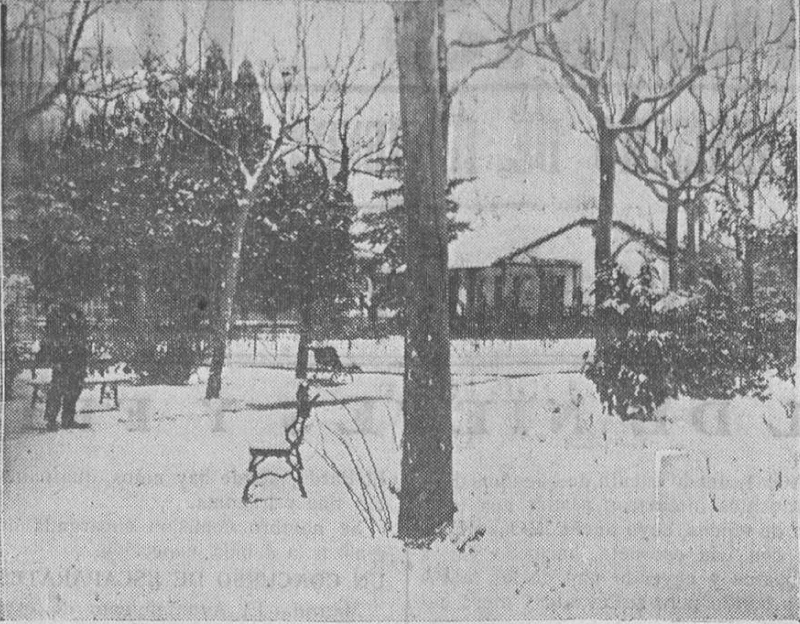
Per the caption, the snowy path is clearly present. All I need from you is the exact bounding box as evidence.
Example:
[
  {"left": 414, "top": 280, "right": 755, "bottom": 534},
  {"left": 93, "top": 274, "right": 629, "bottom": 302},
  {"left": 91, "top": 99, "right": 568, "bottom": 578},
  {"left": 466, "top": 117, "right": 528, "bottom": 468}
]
[{"left": 2, "top": 367, "right": 797, "bottom": 619}]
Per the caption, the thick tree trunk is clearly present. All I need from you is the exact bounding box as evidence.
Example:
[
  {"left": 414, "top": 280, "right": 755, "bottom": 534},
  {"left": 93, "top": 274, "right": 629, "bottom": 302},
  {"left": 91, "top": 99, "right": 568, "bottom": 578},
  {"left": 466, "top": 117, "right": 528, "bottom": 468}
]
[
  {"left": 295, "top": 304, "right": 311, "bottom": 379},
  {"left": 394, "top": 0, "right": 455, "bottom": 542},
  {"left": 206, "top": 194, "right": 253, "bottom": 399},
  {"left": 666, "top": 188, "right": 680, "bottom": 291},
  {"left": 295, "top": 332, "right": 310, "bottom": 379},
  {"left": 685, "top": 196, "right": 698, "bottom": 288},
  {"left": 595, "top": 123, "right": 617, "bottom": 348},
  {"left": 437, "top": 0, "right": 450, "bottom": 151}
]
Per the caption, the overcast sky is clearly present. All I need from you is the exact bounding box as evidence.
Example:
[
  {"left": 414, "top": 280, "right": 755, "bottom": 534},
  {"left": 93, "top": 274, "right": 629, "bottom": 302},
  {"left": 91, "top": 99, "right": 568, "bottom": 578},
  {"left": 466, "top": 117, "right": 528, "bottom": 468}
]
[{"left": 89, "top": 0, "right": 794, "bottom": 237}]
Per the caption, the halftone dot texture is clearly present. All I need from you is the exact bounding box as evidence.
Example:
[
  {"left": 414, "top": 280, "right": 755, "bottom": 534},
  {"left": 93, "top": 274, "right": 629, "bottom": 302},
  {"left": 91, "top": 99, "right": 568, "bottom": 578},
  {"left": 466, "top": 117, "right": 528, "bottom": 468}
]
[{"left": 3, "top": 0, "right": 797, "bottom": 619}]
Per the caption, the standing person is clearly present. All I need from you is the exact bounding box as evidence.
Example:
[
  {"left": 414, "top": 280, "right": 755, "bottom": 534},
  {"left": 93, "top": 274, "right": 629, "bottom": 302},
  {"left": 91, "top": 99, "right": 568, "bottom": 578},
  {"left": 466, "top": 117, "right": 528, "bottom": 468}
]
[{"left": 41, "top": 302, "right": 90, "bottom": 430}]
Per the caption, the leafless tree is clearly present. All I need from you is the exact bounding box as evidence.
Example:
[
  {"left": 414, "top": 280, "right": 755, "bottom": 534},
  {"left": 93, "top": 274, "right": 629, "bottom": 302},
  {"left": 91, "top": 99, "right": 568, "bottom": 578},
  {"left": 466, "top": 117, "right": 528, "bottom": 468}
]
[
  {"left": 451, "top": 0, "right": 732, "bottom": 336},
  {"left": 715, "top": 20, "right": 795, "bottom": 305},
  {"left": 3, "top": 0, "right": 116, "bottom": 131},
  {"left": 304, "top": 12, "right": 392, "bottom": 190},
  {"left": 162, "top": 5, "right": 395, "bottom": 396},
  {"left": 269, "top": 8, "right": 393, "bottom": 378},
  {"left": 617, "top": 4, "right": 793, "bottom": 290}
]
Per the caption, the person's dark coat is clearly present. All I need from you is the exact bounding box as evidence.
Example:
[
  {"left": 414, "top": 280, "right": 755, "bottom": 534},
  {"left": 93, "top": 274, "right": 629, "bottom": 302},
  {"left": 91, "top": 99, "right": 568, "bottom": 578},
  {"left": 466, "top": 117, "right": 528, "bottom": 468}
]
[
  {"left": 41, "top": 303, "right": 90, "bottom": 372},
  {"left": 42, "top": 303, "right": 90, "bottom": 428}
]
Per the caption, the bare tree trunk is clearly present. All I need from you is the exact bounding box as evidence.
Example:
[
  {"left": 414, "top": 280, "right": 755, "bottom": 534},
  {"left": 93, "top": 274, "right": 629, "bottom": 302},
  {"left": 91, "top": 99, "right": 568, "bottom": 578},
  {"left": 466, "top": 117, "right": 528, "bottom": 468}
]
[
  {"left": 595, "top": 123, "right": 617, "bottom": 347},
  {"left": 685, "top": 196, "right": 698, "bottom": 288},
  {"left": 437, "top": 0, "right": 450, "bottom": 151},
  {"left": 666, "top": 188, "right": 680, "bottom": 291},
  {"left": 394, "top": 0, "right": 455, "bottom": 542},
  {"left": 206, "top": 195, "right": 253, "bottom": 399},
  {"left": 295, "top": 304, "right": 311, "bottom": 379}
]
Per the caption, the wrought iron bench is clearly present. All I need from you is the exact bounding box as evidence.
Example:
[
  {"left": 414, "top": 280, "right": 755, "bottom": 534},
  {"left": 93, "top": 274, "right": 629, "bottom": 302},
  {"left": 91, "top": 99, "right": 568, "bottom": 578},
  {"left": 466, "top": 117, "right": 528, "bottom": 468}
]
[
  {"left": 310, "top": 346, "right": 360, "bottom": 385},
  {"left": 243, "top": 382, "right": 320, "bottom": 503},
  {"left": 27, "top": 366, "right": 136, "bottom": 410}
]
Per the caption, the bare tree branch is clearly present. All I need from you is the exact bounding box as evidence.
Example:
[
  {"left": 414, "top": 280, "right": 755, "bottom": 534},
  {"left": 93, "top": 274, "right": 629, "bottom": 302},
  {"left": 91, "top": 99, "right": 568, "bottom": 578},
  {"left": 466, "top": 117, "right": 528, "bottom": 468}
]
[{"left": 6, "top": 0, "right": 112, "bottom": 129}]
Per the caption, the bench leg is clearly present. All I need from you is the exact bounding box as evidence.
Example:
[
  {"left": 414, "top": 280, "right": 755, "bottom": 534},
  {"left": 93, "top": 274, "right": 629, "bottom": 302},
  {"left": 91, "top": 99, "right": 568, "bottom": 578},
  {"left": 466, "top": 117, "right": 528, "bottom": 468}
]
[
  {"left": 293, "top": 467, "right": 308, "bottom": 498},
  {"left": 242, "top": 454, "right": 264, "bottom": 504},
  {"left": 113, "top": 383, "right": 120, "bottom": 409},
  {"left": 289, "top": 450, "right": 307, "bottom": 498},
  {"left": 99, "top": 383, "right": 106, "bottom": 405},
  {"left": 31, "top": 387, "right": 38, "bottom": 408},
  {"left": 242, "top": 474, "right": 256, "bottom": 504}
]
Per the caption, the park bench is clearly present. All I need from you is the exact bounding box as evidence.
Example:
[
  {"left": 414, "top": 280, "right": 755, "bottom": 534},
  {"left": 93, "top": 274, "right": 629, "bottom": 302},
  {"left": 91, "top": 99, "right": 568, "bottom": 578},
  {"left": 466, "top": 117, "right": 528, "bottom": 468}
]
[
  {"left": 309, "top": 345, "right": 360, "bottom": 385},
  {"left": 27, "top": 362, "right": 136, "bottom": 410},
  {"left": 243, "top": 383, "right": 320, "bottom": 503}
]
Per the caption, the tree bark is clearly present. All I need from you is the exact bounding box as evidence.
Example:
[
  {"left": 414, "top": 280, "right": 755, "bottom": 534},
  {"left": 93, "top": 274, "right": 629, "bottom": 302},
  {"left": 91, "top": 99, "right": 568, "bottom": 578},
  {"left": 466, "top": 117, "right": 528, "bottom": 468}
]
[
  {"left": 666, "top": 188, "right": 680, "bottom": 291},
  {"left": 595, "top": 122, "right": 617, "bottom": 348},
  {"left": 205, "top": 193, "right": 253, "bottom": 399},
  {"left": 685, "top": 196, "right": 698, "bottom": 288},
  {"left": 437, "top": 0, "right": 450, "bottom": 151},
  {"left": 295, "top": 304, "right": 311, "bottom": 379},
  {"left": 394, "top": 0, "right": 455, "bottom": 542}
]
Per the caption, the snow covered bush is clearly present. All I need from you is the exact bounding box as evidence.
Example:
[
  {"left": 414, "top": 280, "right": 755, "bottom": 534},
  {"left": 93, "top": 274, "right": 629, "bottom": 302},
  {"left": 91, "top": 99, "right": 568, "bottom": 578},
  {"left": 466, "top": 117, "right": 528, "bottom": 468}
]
[
  {"left": 134, "top": 336, "right": 201, "bottom": 385},
  {"left": 586, "top": 264, "right": 796, "bottom": 420},
  {"left": 99, "top": 327, "right": 205, "bottom": 386},
  {"left": 585, "top": 328, "right": 679, "bottom": 420}
]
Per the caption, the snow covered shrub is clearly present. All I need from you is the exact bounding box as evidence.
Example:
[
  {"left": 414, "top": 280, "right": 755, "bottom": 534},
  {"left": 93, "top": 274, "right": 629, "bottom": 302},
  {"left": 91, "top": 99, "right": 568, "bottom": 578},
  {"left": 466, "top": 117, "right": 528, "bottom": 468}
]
[
  {"left": 131, "top": 333, "right": 203, "bottom": 386},
  {"left": 585, "top": 328, "right": 679, "bottom": 420},
  {"left": 99, "top": 325, "right": 204, "bottom": 386},
  {"left": 585, "top": 264, "right": 796, "bottom": 420}
]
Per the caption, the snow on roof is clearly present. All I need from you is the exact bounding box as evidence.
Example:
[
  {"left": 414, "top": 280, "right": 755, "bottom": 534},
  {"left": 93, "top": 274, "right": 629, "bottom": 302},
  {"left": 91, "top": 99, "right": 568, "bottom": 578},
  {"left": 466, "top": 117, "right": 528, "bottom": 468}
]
[
  {"left": 499, "top": 217, "right": 668, "bottom": 263},
  {"left": 354, "top": 199, "right": 665, "bottom": 271},
  {"left": 355, "top": 171, "right": 669, "bottom": 270},
  {"left": 449, "top": 202, "right": 590, "bottom": 268}
]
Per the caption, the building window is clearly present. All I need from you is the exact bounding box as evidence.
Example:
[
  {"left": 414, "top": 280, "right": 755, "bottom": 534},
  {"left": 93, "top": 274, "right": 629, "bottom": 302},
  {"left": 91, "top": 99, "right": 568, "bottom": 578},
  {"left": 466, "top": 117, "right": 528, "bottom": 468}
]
[
  {"left": 512, "top": 275, "right": 523, "bottom": 309},
  {"left": 493, "top": 276, "right": 504, "bottom": 309},
  {"left": 539, "top": 272, "right": 566, "bottom": 317},
  {"left": 475, "top": 278, "right": 486, "bottom": 309},
  {"left": 465, "top": 270, "right": 478, "bottom": 315},
  {"left": 449, "top": 272, "right": 460, "bottom": 318}
]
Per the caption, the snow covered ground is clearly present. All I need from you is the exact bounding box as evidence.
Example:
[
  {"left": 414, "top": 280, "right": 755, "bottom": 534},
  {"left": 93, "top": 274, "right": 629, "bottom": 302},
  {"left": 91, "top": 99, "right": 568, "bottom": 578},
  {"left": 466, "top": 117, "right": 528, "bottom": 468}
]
[
  {"left": 229, "top": 334, "right": 593, "bottom": 375},
  {"left": 2, "top": 356, "right": 797, "bottom": 619}
]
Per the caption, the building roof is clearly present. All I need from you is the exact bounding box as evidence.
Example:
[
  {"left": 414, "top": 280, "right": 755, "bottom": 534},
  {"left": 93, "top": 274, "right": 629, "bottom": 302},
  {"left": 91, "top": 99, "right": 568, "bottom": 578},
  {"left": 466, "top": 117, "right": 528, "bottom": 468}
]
[
  {"left": 496, "top": 217, "right": 668, "bottom": 264},
  {"left": 448, "top": 203, "right": 667, "bottom": 269},
  {"left": 448, "top": 203, "right": 580, "bottom": 268}
]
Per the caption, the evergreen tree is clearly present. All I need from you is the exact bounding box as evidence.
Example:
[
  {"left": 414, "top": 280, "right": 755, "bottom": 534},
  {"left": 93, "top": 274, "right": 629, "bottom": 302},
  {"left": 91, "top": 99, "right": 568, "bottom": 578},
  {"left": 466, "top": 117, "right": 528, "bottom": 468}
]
[{"left": 243, "top": 164, "right": 357, "bottom": 341}]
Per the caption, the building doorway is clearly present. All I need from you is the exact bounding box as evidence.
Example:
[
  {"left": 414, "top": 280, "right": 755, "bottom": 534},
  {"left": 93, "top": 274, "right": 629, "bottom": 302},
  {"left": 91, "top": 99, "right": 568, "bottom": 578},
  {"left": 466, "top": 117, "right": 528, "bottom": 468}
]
[{"left": 539, "top": 273, "right": 565, "bottom": 318}]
